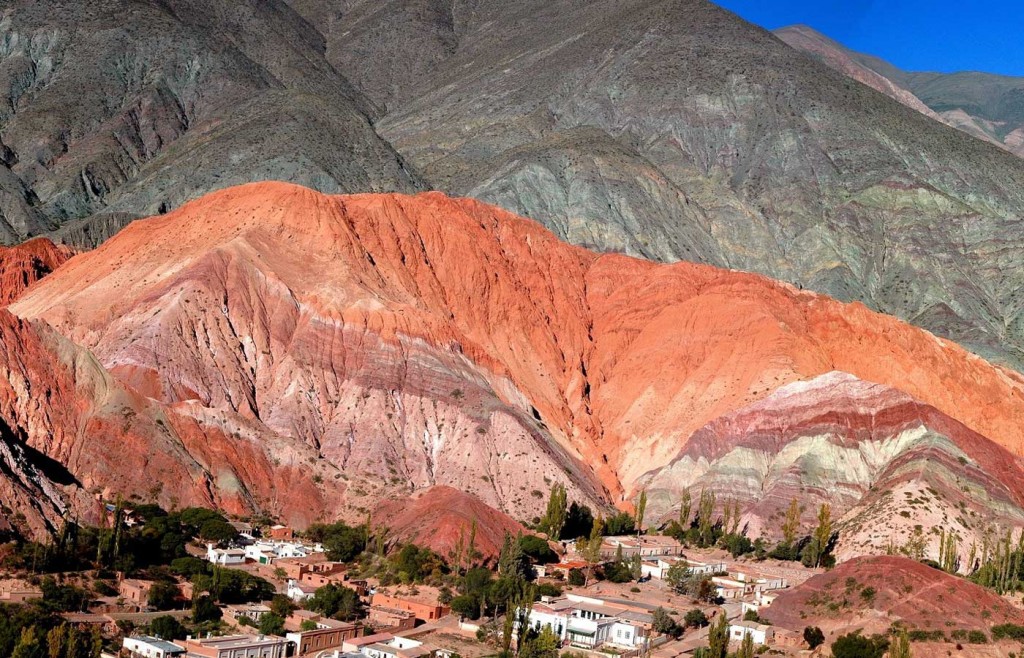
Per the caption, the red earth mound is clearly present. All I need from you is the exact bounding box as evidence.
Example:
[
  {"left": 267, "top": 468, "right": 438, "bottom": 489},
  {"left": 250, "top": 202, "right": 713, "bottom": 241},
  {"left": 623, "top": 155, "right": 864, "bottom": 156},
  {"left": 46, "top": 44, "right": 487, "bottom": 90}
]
[
  {"left": 762, "top": 555, "right": 1024, "bottom": 637},
  {"left": 373, "top": 485, "right": 528, "bottom": 563}
]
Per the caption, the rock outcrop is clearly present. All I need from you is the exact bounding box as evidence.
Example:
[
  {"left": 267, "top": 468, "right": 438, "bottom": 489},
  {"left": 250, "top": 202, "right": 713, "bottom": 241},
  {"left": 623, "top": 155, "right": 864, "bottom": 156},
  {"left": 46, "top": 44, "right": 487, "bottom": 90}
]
[
  {"left": 9, "top": 183, "right": 1024, "bottom": 544},
  {"left": 0, "top": 238, "right": 72, "bottom": 305}
]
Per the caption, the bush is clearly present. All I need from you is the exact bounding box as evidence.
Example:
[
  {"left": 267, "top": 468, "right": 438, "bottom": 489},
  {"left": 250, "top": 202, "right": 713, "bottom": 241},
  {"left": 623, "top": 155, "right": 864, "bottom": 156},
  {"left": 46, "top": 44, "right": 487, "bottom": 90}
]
[
  {"left": 567, "top": 569, "right": 585, "bottom": 587},
  {"left": 148, "top": 615, "right": 185, "bottom": 641},
  {"left": 907, "top": 629, "right": 944, "bottom": 642},
  {"left": 803, "top": 626, "right": 824, "bottom": 649},
  {"left": 147, "top": 581, "right": 181, "bottom": 610},
  {"left": 967, "top": 630, "right": 988, "bottom": 644},
  {"left": 684, "top": 609, "right": 709, "bottom": 629},
  {"left": 991, "top": 623, "right": 1024, "bottom": 641},
  {"left": 652, "top": 607, "right": 682, "bottom": 638},
  {"left": 831, "top": 631, "right": 888, "bottom": 658},
  {"left": 191, "top": 595, "right": 221, "bottom": 624},
  {"left": 520, "top": 536, "right": 558, "bottom": 564}
]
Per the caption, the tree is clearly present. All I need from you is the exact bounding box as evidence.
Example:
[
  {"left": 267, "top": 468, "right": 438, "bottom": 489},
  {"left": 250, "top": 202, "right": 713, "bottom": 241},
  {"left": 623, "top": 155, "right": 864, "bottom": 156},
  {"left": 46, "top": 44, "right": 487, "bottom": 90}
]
[
  {"left": 450, "top": 595, "right": 480, "bottom": 620},
  {"left": 679, "top": 490, "right": 693, "bottom": 529},
  {"left": 889, "top": 628, "right": 912, "bottom": 658},
  {"left": 652, "top": 607, "right": 682, "bottom": 638},
  {"left": 258, "top": 612, "right": 285, "bottom": 636},
  {"left": 520, "top": 535, "right": 557, "bottom": 564},
  {"left": 781, "top": 498, "right": 800, "bottom": 548},
  {"left": 538, "top": 485, "right": 568, "bottom": 539},
  {"left": 803, "top": 626, "right": 824, "bottom": 649},
  {"left": 11, "top": 627, "right": 44, "bottom": 658},
  {"left": 684, "top": 609, "right": 709, "bottom": 629},
  {"left": 635, "top": 490, "right": 647, "bottom": 535},
  {"left": 147, "top": 581, "right": 181, "bottom": 610},
  {"left": 307, "top": 584, "right": 363, "bottom": 621},
  {"left": 696, "top": 489, "right": 717, "bottom": 547},
  {"left": 198, "top": 519, "right": 238, "bottom": 544},
  {"left": 270, "top": 594, "right": 296, "bottom": 618},
  {"left": 831, "top": 632, "right": 888, "bottom": 658},
  {"left": 736, "top": 632, "right": 754, "bottom": 658},
  {"left": 191, "top": 595, "right": 222, "bottom": 624},
  {"left": 300, "top": 619, "right": 317, "bottom": 631},
  {"left": 563, "top": 503, "right": 594, "bottom": 540},
  {"left": 149, "top": 616, "right": 185, "bottom": 641},
  {"left": 498, "top": 532, "right": 530, "bottom": 582},
  {"left": 582, "top": 517, "right": 604, "bottom": 585},
  {"left": 811, "top": 503, "right": 832, "bottom": 568},
  {"left": 519, "top": 624, "right": 560, "bottom": 658},
  {"left": 706, "top": 613, "right": 728, "bottom": 658},
  {"left": 567, "top": 569, "right": 585, "bottom": 587}
]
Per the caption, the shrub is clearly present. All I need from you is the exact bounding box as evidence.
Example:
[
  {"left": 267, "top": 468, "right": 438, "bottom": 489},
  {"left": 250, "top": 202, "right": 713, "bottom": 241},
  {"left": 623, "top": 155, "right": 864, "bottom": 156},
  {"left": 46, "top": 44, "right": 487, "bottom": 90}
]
[
  {"left": 991, "top": 623, "right": 1024, "bottom": 641},
  {"left": 967, "top": 630, "right": 988, "bottom": 644},
  {"left": 803, "top": 626, "right": 824, "bottom": 649}
]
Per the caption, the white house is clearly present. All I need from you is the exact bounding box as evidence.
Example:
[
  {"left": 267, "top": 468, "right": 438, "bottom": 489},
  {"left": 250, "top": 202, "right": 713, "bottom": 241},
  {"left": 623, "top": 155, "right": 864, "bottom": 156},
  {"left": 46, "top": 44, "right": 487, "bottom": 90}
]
[
  {"left": 360, "top": 635, "right": 430, "bottom": 658},
  {"left": 122, "top": 636, "right": 186, "bottom": 658},
  {"left": 729, "top": 621, "right": 774, "bottom": 646},
  {"left": 206, "top": 543, "right": 245, "bottom": 566},
  {"left": 640, "top": 557, "right": 726, "bottom": 580},
  {"left": 287, "top": 578, "right": 318, "bottom": 602},
  {"left": 523, "top": 597, "right": 649, "bottom": 650}
]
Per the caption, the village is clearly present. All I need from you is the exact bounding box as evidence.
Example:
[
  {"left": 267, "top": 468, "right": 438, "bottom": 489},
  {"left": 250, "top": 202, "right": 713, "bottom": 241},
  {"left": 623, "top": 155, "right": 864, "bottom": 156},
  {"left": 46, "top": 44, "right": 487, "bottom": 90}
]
[{"left": 1, "top": 509, "right": 826, "bottom": 658}]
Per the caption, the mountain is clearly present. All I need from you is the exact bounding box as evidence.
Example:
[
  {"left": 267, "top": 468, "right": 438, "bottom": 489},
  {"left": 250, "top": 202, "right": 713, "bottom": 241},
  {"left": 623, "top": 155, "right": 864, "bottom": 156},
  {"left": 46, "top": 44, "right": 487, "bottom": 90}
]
[
  {"left": 775, "top": 24, "right": 1024, "bottom": 158},
  {"left": 0, "top": 0, "right": 421, "bottom": 245},
  {"left": 7, "top": 183, "right": 1024, "bottom": 546}
]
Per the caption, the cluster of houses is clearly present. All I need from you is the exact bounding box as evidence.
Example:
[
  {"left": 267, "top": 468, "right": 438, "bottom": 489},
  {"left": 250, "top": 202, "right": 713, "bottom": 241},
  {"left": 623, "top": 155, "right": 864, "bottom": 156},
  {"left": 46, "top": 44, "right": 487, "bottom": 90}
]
[{"left": 206, "top": 538, "right": 325, "bottom": 567}]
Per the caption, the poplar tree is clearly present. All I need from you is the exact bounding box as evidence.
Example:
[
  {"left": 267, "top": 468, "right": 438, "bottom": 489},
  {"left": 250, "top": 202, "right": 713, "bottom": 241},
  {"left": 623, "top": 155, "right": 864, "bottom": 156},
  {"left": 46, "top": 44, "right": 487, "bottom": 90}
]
[{"left": 635, "top": 489, "right": 647, "bottom": 535}]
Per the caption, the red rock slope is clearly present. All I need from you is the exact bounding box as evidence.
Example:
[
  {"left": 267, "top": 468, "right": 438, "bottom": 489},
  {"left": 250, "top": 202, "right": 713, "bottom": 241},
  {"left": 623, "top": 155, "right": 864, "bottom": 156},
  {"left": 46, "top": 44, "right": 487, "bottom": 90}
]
[
  {"left": 373, "top": 486, "right": 527, "bottom": 563},
  {"left": 763, "top": 555, "right": 1024, "bottom": 636},
  {"left": 0, "top": 238, "right": 72, "bottom": 306},
  {"left": 9, "top": 182, "right": 1024, "bottom": 529}
]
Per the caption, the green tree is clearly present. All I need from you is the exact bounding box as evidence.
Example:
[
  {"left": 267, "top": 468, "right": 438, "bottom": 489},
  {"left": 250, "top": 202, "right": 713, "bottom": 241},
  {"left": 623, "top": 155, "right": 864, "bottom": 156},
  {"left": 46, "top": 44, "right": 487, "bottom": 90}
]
[
  {"left": 148, "top": 616, "right": 185, "bottom": 641},
  {"left": 519, "top": 624, "right": 559, "bottom": 658},
  {"left": 300, "top": 619, "right": 317, "bottom": 631},
  {"left": 11, "top": 626, "right": 44, "bottom": 658},
  {"left": 198, "top": 519, "right": 238, "bottom": 544},
  {"left": 147, "top": 581, "right": 181, "bottom": 610},
  {"left": 696, "top": 489, "right": 717, "bottom": 548},
  {"left": 736, "top": 632, "right": 754, "bottom": 658},
  {"left": 706, "top": 612, "right": 728, "bottom": 658},
  {"left": 581, "top": 517, "right": 604, "bottom": 585},
  {"left": 307, "top": 584, "right": 363, "bottom": 621},
  {"left": 781, "top": 498, "right": 800, "bottom": 548},
  {"left": 269, "top": 594, "right": 296, "bottom": 618},
  {"left": 679, "top": 490, "right": 693, "bottom": 529},
  {"left": 811, "top": 503, "right": 832, "bottom": 568},
  {"left": 889, "top": 628, "right": 912, "bottom": 658},
  {"left": 831, "top": 631, "right": 888, "bottom": 658},
  {"left": 803, "top": 626, "right": 824, "bottom": 649},
  {"left": 191, "top": 595, "right": 222, "bottom": 624},
  {"left": 652, "top": 607, "right": 682, "bottom": 638},
  {"left": 684, "top": 609, "right": 709, "bottom": 628},
  {"left": 538, "top": 485, "right": 568, "bottom": 539},
  {"left": 635, "top": 490, "right": 647, "bottom": 535},
  {"left": 562, "top": 503, "right": 594, "bottom": 540},
  {"left": 258, "top": 612, "right": 285, "bottom": 636}
]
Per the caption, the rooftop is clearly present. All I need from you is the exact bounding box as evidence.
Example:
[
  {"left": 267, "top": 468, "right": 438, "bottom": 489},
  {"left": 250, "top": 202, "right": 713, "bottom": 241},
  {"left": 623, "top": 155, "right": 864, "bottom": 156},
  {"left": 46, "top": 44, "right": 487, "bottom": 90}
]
[
  {"left": 125, "top": 636, "right": 185, "bottom": 652},
  {"left": 187, "top": 634, "right": 288, "bottom": 648}
]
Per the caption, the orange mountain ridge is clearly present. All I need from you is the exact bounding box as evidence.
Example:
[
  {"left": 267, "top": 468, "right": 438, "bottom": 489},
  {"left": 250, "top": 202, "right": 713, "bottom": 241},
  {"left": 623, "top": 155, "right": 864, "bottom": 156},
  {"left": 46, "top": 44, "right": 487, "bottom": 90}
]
[{"left": 7, "top": 181, "right": 1024, "bottom": 529}]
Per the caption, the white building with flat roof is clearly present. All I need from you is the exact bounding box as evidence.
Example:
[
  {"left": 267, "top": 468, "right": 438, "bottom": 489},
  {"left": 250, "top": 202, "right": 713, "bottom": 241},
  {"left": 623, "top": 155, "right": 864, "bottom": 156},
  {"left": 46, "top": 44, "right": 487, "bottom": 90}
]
[
  {"left": 729, "top": 621, "right": 774, "bottom": 646},
  {"left": 122, "top": 636, "right": 186, "bottom": 658}
]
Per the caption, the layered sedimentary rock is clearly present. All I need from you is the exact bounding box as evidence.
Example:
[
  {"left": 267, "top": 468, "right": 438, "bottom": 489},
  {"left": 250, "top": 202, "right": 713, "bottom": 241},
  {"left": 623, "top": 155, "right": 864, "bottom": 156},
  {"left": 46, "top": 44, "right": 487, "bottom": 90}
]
[
  {"left": 373, "top": 486, "right": 527, "bottom": 562},
  {"left": 639, "top": 372, "right": 1024, "bottom": 559},
  {"left": 763, "top": 555, "right": 1024, "bottom": 635},
  {"left": 10, "top": 183, "right": 1024, "bottom": 543},
  {"left": 0, "top": 238, "right": 71, "bottom": 305}
]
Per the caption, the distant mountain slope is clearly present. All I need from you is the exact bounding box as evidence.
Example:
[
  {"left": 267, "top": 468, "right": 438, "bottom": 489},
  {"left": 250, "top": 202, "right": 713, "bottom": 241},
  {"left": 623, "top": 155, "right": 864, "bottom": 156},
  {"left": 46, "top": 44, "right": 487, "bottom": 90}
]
[
  {"left": 0, "top": 0, "right": 421, "bottom": 245},
  {"left": 775, "top": 24, "right": 1024, "bottom": 158}
]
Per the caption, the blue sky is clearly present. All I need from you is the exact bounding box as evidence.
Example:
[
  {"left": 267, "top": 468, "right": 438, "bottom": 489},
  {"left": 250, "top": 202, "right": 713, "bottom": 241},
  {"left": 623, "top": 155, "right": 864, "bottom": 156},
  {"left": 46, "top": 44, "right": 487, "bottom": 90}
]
[{"left": 714, "top": 0, "right": 1024, "bottom": 76}]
